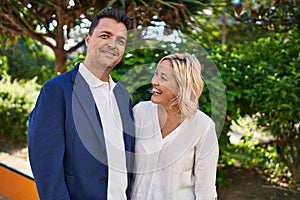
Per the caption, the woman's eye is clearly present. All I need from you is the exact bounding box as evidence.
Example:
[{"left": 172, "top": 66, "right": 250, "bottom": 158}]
[{"left": 161, "top": 76, "right": 167, "bottom": 81}]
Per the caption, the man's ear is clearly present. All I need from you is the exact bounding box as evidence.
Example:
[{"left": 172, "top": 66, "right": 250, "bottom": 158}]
[{"left": 85, "top": 34, "right": 90, "bottom": 46}]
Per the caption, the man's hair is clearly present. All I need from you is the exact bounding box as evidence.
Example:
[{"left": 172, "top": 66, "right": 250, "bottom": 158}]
[{"left": 88, "top": 7, "right": 132, "bottom": 35}]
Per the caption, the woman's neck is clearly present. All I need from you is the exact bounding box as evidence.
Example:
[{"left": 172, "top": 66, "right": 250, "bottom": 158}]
[{"left": 158, "top": 104, "right": 184, "bottom": 138}]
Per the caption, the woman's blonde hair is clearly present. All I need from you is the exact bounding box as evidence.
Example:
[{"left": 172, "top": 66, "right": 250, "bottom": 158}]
[{"left": 158, "top": 53, "right": 204, "bottom": 119}]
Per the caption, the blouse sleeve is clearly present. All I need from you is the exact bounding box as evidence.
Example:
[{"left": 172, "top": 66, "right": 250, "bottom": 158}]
[{"left": 194, "top": 121, "right": 219, "bottom": 200}]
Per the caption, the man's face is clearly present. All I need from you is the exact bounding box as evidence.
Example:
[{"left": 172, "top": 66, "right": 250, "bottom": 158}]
[{"left": 85, "top": 17, "right": 127, "bottom": 74}]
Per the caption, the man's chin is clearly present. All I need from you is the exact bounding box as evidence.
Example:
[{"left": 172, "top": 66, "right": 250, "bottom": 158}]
[{"left": 93, "top": 59, "right": 115, "bottom": 68}]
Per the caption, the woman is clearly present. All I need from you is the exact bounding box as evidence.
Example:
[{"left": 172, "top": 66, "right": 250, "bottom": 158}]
[{"left": 131, "top": 53, "right": 219, "bottom": 200}]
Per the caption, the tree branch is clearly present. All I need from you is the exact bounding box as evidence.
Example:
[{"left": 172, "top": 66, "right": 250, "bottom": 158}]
[{"left": 67, "top": 39, "right": 85, "bottom": 53}]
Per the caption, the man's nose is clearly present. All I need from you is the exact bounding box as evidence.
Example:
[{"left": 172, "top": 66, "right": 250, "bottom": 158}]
[{"left": 107, "top": 37, "right": 117, "bottom": 48}]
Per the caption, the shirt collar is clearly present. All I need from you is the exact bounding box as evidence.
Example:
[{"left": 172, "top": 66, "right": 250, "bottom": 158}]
[{"left": 79, "top": 63, "right": 116, "bottom": 90}]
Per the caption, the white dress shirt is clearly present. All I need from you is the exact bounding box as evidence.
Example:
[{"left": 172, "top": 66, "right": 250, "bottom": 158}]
[
  {"left": 131, "top": 101, "right": 219, "bottom": 200},
  {"left": 79, "top": 63, "right": 127, "bottom": 200}
]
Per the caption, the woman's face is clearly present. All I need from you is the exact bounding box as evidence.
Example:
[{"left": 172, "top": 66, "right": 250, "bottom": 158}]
[{"left": 151, "top": 59, "right": 179, "bottom": 107}]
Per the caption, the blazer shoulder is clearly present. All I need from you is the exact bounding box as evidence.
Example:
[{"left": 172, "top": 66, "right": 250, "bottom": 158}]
[{"left": 43, "top": 66, "right": 78, "bottom": 90}]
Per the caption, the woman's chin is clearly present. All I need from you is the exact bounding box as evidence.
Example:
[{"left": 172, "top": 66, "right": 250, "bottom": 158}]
[{"left": 151, "top": 95, "right": 159, "bottom": 104}]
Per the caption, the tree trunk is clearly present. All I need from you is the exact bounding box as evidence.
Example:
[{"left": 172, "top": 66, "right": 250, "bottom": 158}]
[
  {"left": 221, "top": 6, "right": 226, "bottom": 44},
  {"left": 53, "top": 48, "right": 68, "bottom": 74},
  {"left": 278, "top": 137, "right": 300, "bottom": 183},
  {"left": 291, "top": 167, "right": 300, "bottom": 183}
]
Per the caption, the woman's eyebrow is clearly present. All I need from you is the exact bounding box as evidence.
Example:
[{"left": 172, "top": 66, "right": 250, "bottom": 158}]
[{"left": 160, "top": 72, "right": 170, "bottom": 78}]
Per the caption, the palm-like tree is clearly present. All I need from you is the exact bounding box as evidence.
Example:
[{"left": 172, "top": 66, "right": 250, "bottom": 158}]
[{"left": 0, "top": 0, "right": 204, "bottom": 73}]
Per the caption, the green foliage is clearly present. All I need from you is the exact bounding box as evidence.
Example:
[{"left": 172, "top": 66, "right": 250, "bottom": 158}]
[
  {"left": 225, "top": 23, "right": 275, "bottom": 46},
  {"left": 0, "top": 36, "right": 55, "bottom": 84},
  {"left": 229, "top": 0, "right": 300, "bottom": 33},
  {"left": 211, "top": 28, "right": 300, "bottom": 181},
  {"left": 113, "top": 48, "right": 167, "bottom": 105},
  {"left": 237, "top": 29, "right": 300, "bottom": 181},
  {"left": 0, "top": 73, "right": 40, "bottom": 143},
  {"left": 220, "top": 115, "right": 296, "bottom": 188},
  {"left": 66, "top": 52, "right": 86, "bottom": 71},
  {"left": 0, "top": 55, "right": 9, "bottom": 74}
]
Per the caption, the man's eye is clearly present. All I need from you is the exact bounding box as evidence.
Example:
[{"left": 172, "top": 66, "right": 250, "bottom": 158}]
[
  {"left": 100, "top": 34, "right": 109, "bottom": 39},
  {"left": 118, "top": 39, "right": 126, "bottom": 46}
]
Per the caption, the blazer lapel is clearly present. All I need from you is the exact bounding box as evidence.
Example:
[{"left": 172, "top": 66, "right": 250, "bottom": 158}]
[{"left": 72, "top": 70, "right": 107, "bottom": 156}]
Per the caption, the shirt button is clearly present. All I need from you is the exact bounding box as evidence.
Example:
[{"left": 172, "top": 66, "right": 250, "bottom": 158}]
[{"left": 100, "top": 177, "right": 106, "bottom": 183}]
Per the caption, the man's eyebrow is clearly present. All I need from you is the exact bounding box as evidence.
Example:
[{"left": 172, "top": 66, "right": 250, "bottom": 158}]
[
  {"left": 118, "top": 35, "right": 127, "bottom": 40},
  {"left": 98, "top": 31, "right": 127, "bottom": 40},
  {"left": 98, "top": 31, "right": 112, "bottom": 35}
]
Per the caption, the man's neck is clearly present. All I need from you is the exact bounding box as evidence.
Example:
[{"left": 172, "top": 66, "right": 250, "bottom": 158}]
[{"left": 83, "top": 61, "right": 111, "bottom": 82}]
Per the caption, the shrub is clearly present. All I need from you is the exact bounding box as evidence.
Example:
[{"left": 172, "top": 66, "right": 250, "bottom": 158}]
[
  {"left": 0, "top": 73, "right": 40, "bottom": 143},
  {"left": 210, "top": 28, "right": 300, "bottom": 182}
]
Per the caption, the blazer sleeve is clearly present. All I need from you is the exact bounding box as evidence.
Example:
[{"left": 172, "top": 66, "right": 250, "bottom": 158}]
[
  {"left": 28, "top": 82, "right": 70, "bottom": 200},
  {"left": 194, "top": 121, "right": 219, "bottom": 200}
]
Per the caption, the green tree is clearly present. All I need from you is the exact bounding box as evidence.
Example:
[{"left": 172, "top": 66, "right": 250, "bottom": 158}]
[
  {"left": 0, "top": 36, "right": 55, "bottom": 83},
  {"left": 197, "top": 0, "right": 300, "bottom": 45},
  {"left": 0, "top": 0, "right": 206, "bottom": 73},
  {"left": 210, "top": 28, "right": 300, "bottom": 181},
  {"left": 229, "top": 0, "right": 300, "bottom": 32}
]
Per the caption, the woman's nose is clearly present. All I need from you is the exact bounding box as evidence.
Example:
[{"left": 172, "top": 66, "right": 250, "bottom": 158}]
[{"left": 152, "top": 76, "right": 159, "bottom": 85}]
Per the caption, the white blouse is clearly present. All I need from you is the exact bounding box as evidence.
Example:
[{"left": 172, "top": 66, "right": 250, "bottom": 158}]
[{"left": 131, "top": 101, "right": 219, "bottom": 200}]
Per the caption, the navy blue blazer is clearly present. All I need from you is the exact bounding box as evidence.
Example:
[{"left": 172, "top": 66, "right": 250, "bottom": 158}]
[{"left": 28, "top": 64, "right": 135, "bottom": 200}]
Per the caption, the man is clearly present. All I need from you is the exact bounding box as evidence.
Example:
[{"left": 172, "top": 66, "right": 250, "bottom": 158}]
[{"left": 28, "top": 8, "right": 135, "bottom": 200}]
